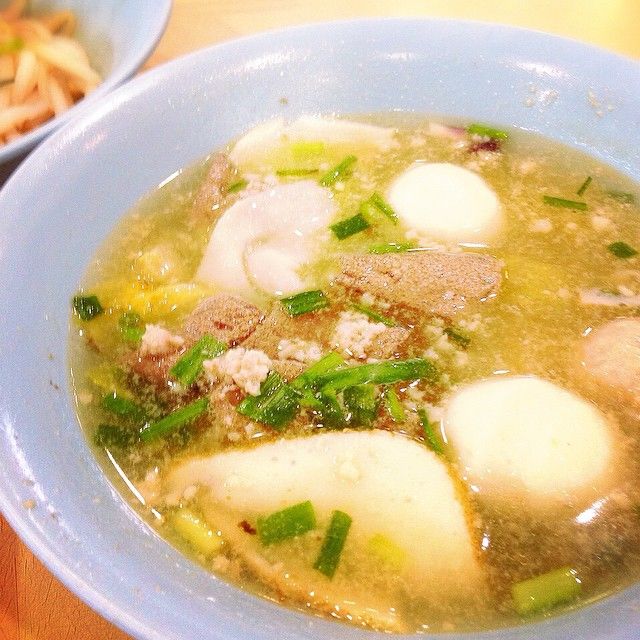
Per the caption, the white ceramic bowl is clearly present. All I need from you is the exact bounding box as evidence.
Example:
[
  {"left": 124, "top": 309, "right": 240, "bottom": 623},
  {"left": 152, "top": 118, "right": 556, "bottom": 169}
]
[{"left": 0, "top": 18, "right": 639, "bottom": 640}]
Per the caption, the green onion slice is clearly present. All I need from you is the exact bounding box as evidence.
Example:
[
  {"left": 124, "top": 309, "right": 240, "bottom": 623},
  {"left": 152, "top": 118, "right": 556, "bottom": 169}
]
[
  {"left": 315, "top": 388, "right": 347, "bottom": 428},
  {"left": 330, "top": 212, "right": 370, "bottom": 240},
  {"left": 319, "top": 155, "right": 357, "bottom": 187},
  {"left": 467, "top": 123, "right": 508, "bottom": 140},
  {"left": 93, "top": 424, "right": 137, "bottom": 449},
  {"left": 118, "top": 311, "right": 144, "bottom": 344},
  {"left": 543, "top": 195, "right": 587, "bottom": 211},
  {"left": 576, "top": 176, "right": 592, "bottom": 196},
  {"left": 237, "top": 371, "right": 300, "bottom": 429},
  {"left": 276, "top": 168, "right": 319, "bottom": 177},
  {"left": 291, "top": 352, "right": 345, "bottom": 391},
  {"left": 140, "top": 397, "right": 209, "bottom": 442},
  {"left": 72, "top": 294, "right": 104, "bottom": 321},
  {"left": 444, "top": 326, "right": 471, "bottom": 348},
  {"left": 343, "top": 384, "right": 377, "bottom": 427},
  {"left": 102, "top": 391, "right": 147, "bottom": 423},
  {"left": 257, "top": 500, "right": 316, "bottom": 545},
  {"left": 607, "top": 190, "right": 635, "bottom": 204},
  {"left": 350, "top": 302, "right": 396, "bottom": 327},
  {"left": 360, "top": 192, "right": 398, "bottom": 224},
  {"left": 607, "top": 241, "right": 638, "bottom": 259},
  {"left": 511, "top": 567, "right": 581, "bottom": 616},
  {"left": 226, "top": 178, "right": 248, "bottom": 194},
  {"left": 170, "top": 334, "right": 227, "bottom": 386},
  {"left": 281, "top": 289, "right": 330, "bottom": 316},
  {"left": 316, "top": 358, "right": 438, "bottom": 392},
  {"left": 368, "top": 242, "right": 416, "bottom": 254},
  {"left": 383, "top": 387, "right": 406, "bottom": 423},
  {"left": 418, "top": 408, "right": 444, "bottom": 455},
  {"left": 314, "top": 510, "right": 352, "bottom": 578}
]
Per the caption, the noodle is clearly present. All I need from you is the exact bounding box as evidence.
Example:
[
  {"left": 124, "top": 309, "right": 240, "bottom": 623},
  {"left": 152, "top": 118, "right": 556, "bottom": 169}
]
[{"left": 0, "top": 0, "right": 102, "bottom": 145}]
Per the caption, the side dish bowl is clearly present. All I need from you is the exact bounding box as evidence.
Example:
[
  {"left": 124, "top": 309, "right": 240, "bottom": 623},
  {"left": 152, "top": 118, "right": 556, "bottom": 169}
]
[
  {"left": 1, "top": 18, "right": 639, "bottom": 640},
  {"left": 0, "top": 0, "right": 172, "bottom": 172}
]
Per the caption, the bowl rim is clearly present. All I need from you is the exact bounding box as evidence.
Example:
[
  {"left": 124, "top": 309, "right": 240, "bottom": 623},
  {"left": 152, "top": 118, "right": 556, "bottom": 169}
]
[
  {"left": 1, "top": 15, "right": 640, "bottom": 640},
  {"left": 0, "top": 0, "right": 173, "bottom": 164}
]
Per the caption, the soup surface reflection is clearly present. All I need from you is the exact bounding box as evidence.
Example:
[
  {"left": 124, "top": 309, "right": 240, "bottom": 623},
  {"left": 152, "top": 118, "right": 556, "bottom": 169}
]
[{"left": 70, "top": 115, "right": 640, "bottom": 633}]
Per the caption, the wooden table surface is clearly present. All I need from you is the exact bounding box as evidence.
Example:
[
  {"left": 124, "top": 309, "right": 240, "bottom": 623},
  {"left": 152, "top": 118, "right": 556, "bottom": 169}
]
[{"left": 1, "top": 1, "right": 639, "bottom": 639}]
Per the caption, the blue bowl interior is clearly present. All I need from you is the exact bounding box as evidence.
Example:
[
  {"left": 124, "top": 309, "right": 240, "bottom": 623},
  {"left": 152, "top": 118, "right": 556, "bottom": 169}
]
[
  {"left": 0, "top": 0, "right": 172, "bottom": 166},
  {"left": 1, "top": 18, "right": 640, "bottom": 640}
]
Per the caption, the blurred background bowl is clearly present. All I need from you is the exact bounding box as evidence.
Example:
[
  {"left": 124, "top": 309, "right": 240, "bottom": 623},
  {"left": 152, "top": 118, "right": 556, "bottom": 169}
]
[
  {"left": 0, "top": 0, "right": 172, "bottom": 181},
  {"left": 0, "top": 17, "right": 639, "bottom": 640}
]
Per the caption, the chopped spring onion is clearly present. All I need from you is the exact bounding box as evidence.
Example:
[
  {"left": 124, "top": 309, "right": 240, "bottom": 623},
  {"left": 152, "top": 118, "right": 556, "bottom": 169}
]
[
  {"left": 314, "top": 510, "right": 352, "bottom": 578},
  {"left": 0, "top": 37, "right": 24, "bottom": 55},
  {"left": 280, "top": 289, "right": 329, "bottom": 316},
  {"left": 360, "top": 192, "right": 398, "bottom": 224},
  {"left": 383, "top": 387, "right": 406, "bottom": 423},
  {"left": 317, "top": 358, "right": 438, "bottom": 392},
  {"left": 319, "top": 154, "right": 357, "bottom": 187},
  {"left": 607, "top": 190, "right": 635, "bottom": 204},
  {"left": 226, "top": 178, "right": 248, "bottom": 194},
  {"left": 511, "top": 567, "right": 582, "bottom": 616},
  {"left": 118, "top": 311, "right": 144, "bottom": 344},
  {"left": 172, "top": 508, "right": 223, "bottom": 556},
  {"left": 330, "top": 212, "right": 371, "bottom": 240},
  {"left": 350, "top": 302, "right": 396, "bottom": 327},
  {"left": 418, "top": 408, "right": 444, "bottom": 455},
  {"left": 343, "top": 384, "right": 378, "bottom": 426},
  {"left": 444, "top": 326, "right": 471, "bottom": 348},
  {"left": 140, "top": 397, "right": 209, "bottom": 442},
  {"left": 315, "top": 388, "right": 346, "bottom": 427},
  {"left": 237, "top": 371, "right": 300, "bottom": 429},
  {"left": 276, "top": 168, "right": 319, "bottom": 177},
  {"left": 93, "top": 424, "right": 137, "bottom": 449},
  {"left": 291, "top": 352, "right": 345, "bottom": 390},
  {"left": 291, "top": 140, "right": 325, "bottom": 158},
  {"left": 542, "top": 195, "right": 587, "bottom": 211},
  {"left": 467, "top": 123, "right": 508, "bottom": 140},
  {"left": 257, "top": 500, "right": 316, "bottom": 545},
  {"left": 608, "top": 241, "right": 638, "bottom": 259},
  {"left": 368, "top": 242, "right": 416, "bottom": 254},
  {"left": 170, "top": 334, "right": 227, "bottom": 386},
  {"left": 72, "top": 294, "right": 103, "bottom": 321},
  {"left": 367, "top": 533, "right": 406, "bottom": 569},
  {"left": 576, "top": 176, "right": 592, "bottom": 196},
  {"left": 102, "top": 391, "right": 147, "bottom": 423}
]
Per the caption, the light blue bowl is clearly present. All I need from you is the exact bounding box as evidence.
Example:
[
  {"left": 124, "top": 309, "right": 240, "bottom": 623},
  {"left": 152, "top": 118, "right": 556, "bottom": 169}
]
[
  {"left": 0, "top": 0, "right": 172, "bottom": 171},
  {"left": 1, "top": 18, "right": 639, "bottom": 640}
]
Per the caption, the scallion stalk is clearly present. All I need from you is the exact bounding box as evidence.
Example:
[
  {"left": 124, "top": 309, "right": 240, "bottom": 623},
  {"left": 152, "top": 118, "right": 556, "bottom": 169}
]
[
  {"left": 237, "top": 371, "right": 300, "bottom": 429},
  {"left": 316, "top": 358, "right": 438, "bottom": 392},
  {"left": 418, "top": 408, "right": 444, "bottom": 455},
  {"left": 102, "top": 391, "right": 147, "bottom": 423},
  {"left": 257, "top": 500, "right": 316, "bottom": 545},
  {"left": 607, "top": 241, "right": 638, "bottom": 259},
  {"left": 343, "top": 384, "right": 377, "bottom": 426},
  {"left": 607, "top": 190, "right": 635, "bottom": 204},
  {"left": 543, "top": 195, "right": 587, "bottom": 211},
  {"left": 576, "top": 176, "right": 592, "bottom": 197},
  {"left": 118, "top": 311, "right": 144, "bottom": 344},
  {"left": 319, "top": 155, "right": 357, "bottom": 187},
  {"left": 93, "top": 423, "right": 137, "bottom": 449},
  {"left": 444, "top": 326, "right": 471, "bottom": 348},
  {"left": 226, "top": 178, "right": 248, "bottom": 194},
  {"left": 350, "top": 302, "right": 396, "bottom": 327},
  {"left": 140, "top": 397, "right": 209, "bottom": 442},
  {"left": 368, "top": 242, "right": 416, "bottom": 254},
  {"left": 315, "top": 388, "right": 346, "bottom": 428},
  {"left": 467, "top": 123, "right": 508, "bottom": 140},
  {"left": 276, "top": 168, "right": 319, "bottom": 177},
  {"left": 330, "top": 212, "right": 370, "bottom": 240},
  {"left": 170, "top": 334, "right": 227, "bottom": 386},
  {"left": 360, "top": 192, "right": 398, "bottom": 224},
  {"left": 314, "top": 510, "right": 352, "bottom": 578},
  {"left": 281, "top": 289, "right": 330, "bottom": 316},
  {"left": 72, "top": 294, "right": 103, "bottom": 321},
  {"left": 511, "top": 567, "right": 582, "bottom": 616},
  {"left": 383, "top": 387, "right": 406, "bottom": 423},
  {"left": 291, "top": 352, "right": 345, "bottom": 390}
]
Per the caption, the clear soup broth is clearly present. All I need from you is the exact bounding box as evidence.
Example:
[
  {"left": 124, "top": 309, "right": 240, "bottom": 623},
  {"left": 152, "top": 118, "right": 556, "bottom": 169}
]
[{"left": 70, "top": 115, "right": 640, "bottom": 633}]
